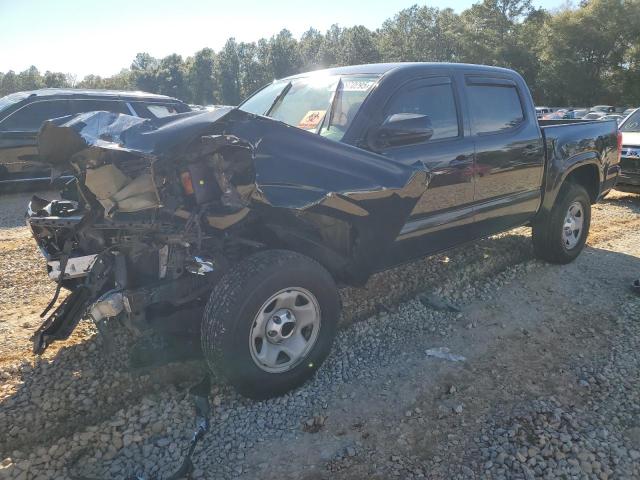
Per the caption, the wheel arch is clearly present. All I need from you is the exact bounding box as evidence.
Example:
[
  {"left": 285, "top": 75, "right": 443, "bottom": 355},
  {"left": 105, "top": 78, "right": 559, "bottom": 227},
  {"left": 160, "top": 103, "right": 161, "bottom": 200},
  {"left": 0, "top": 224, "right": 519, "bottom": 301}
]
[{"left": 538, "top": 156, "right": 603, "bottom": 220}]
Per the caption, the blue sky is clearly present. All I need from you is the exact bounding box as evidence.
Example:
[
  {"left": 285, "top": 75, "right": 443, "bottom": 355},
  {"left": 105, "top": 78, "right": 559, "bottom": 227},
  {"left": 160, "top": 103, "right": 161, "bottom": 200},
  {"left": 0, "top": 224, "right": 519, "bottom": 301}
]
[{"left": 0, "top": 0, "right": 565, "bottom": 78}]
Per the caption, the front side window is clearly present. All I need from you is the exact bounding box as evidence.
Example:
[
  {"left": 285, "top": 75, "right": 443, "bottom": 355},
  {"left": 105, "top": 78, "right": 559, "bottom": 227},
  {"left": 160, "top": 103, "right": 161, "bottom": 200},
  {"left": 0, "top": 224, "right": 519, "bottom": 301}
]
[
  {"left": 385, "top": 81, "right": 459, "bottom": 141},
  {"left": 467, "top": 84, "right": 524, "bottom": 134},
  {"left": 0, "top": 100, "right": 72, "bottom": 132},
  {"left": 239, "top": 74, "right": 380, "bottom": 142}
]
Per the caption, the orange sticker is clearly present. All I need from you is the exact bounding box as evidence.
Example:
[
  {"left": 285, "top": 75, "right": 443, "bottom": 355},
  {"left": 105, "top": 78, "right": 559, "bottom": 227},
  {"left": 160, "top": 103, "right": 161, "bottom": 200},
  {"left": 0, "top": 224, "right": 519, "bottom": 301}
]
[{"left": 298, "top": 110, "right": 326, "bottom": 130}]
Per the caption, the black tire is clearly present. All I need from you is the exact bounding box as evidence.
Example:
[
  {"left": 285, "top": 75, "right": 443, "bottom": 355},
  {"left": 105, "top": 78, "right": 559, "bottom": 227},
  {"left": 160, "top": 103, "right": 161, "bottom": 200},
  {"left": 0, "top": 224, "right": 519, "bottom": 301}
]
[
  {"left": 532, "top": 182, "right": 591, "bottom": 264},
  {"left": 201, "top": 249, "right": 339, "bottom": 399}
]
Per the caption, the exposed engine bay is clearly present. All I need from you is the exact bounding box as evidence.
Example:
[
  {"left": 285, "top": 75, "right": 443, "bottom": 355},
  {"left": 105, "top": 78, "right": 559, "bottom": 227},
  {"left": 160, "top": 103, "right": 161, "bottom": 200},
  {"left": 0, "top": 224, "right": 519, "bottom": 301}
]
[{"left": 27, "top": 107, "right": 427, "bottom": 354}]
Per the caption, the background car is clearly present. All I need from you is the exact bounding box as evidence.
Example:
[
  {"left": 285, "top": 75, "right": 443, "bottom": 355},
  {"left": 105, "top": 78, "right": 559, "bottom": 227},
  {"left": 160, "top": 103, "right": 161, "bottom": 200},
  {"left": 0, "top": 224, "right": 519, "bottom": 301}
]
[
  {"left": 617, "top": 108, "right": 640, "bottom": 193},
  {"left": 541, "top": 110, "right": 566, "bottom": 120},
  {"left": 535, "top": 106, "right": 553, "bottom": 118},
  {"left": 0, "top": 89, "right": 191, "bottom": 188},
  {"left": 600, "top": 114, "right": 624, "bottom": 125},
  {"left": 590, "top": 105, "right": 616, "bottom": 113},
  {"left": 623, "top": 108, "right": 638, "bottom": 118},
  {"left": 564, "top": 108, "right": 589, "bottom": 119},
  {"left": 583, "top": 111, "right": 606, "bottom": 120}
]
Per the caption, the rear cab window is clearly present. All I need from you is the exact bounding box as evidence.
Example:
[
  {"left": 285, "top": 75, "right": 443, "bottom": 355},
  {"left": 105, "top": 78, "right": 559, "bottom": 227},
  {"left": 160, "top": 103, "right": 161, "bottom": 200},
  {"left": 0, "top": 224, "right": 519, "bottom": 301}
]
[
  {"left": 465, "top": 77, "right": 525, "bottom": 134},
  {"left": 131, "top": 102, "right": 190, "bottom": 119},
  {"left": 384, "top": 76, "right": 460, "bottom": 142}
]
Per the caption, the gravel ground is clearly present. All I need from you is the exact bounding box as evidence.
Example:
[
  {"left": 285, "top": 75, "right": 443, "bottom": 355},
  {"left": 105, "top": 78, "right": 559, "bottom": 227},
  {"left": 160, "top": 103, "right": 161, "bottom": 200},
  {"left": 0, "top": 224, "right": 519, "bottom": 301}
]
[{"left": 0, "top": 189, "right": 639, "bottom": 480}]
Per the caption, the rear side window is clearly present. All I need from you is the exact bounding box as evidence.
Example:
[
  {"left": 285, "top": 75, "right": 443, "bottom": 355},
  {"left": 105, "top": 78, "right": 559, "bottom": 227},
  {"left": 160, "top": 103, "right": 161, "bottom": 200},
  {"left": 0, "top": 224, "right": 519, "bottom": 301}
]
[
  {"left": 72, "top": 99, "right": 130, "bottom": 115},
  {"left": 0, "top": 100, "right": 72, "bottom": 131},
  {"left": 385, "top": 80, "right": 459, "bottom": 141},
  {"left": 466, "top": 83, "right": 524, "bottom": 134}
]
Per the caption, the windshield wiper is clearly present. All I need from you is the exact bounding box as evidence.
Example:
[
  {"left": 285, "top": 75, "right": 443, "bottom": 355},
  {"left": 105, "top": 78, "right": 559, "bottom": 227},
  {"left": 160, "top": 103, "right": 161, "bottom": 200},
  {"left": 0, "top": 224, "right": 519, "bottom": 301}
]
[
  {"left": 265, "top": 81, "right": 292, "bottom": 117},
  {"left": 317, "top": 78, "right": 343, "bottom": 134}
]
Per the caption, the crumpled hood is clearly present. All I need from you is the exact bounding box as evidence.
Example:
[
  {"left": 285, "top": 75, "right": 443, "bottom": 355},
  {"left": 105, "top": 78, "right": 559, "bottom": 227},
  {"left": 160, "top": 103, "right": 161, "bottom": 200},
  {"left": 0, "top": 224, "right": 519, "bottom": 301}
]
[
  {"left": 38, "top": 107, "right": 234, "bottom": 165},
  {"left": 36, "top": 107, "right": 427, "bottom": 212},
  {"left": 34, "top": 106, "right": 431, "bottom": 283}
]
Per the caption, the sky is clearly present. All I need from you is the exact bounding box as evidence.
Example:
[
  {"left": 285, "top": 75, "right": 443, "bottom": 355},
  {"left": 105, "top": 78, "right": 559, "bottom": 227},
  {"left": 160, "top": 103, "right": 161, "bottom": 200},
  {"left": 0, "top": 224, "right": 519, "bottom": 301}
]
[{"left": 0, "top": 0, "right": 564, "bottom": 79}]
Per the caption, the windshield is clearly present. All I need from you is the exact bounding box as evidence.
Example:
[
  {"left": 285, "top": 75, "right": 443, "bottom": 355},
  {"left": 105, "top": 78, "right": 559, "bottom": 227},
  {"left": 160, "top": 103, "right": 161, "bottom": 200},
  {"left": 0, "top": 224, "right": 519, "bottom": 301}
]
[
  {"left": 0, "top": 92, "right": 28, "bottom": 115},
  {"left": 621, "top": 109, "right": 640, "bottom": 132},
  {"left": 239, "top": 74, "right": 380, "bottom": 142}
]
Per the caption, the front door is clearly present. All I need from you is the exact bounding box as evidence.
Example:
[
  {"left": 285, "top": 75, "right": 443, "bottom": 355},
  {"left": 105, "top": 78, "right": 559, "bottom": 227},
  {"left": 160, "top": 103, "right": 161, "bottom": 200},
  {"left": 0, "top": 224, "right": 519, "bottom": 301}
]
[{"left": 373, "top": 76, "right": 476, "bottom": 265}]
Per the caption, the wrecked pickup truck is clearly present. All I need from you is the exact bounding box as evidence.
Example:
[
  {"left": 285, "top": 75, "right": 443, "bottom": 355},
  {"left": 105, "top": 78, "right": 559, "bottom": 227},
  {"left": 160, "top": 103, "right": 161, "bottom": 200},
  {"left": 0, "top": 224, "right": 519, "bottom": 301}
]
[{"left": 26, "top": 63, "right": 621, "bottom": 399}]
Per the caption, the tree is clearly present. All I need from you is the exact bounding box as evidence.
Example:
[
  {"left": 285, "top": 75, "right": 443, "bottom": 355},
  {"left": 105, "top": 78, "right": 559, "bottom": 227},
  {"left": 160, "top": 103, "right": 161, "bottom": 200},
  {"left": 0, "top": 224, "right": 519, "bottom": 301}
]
[
  {"left": 1, "top": 0, "right": 639, "bottom": 106},
  {"left": 188, "top": 48, "right": 217, "bottom": 105},
  {"left": 0, "top": 71, "right": 18, "bottom": 96},
  {"left": 131, "top": 52, "right": 159, "bottom": 92},
  {"left": 537, "top": 0, "right": 632, "bottom": 105},
  {"left": 299, "top": 28, "right": 325, "bottom": 70},
  {"left": 17, "top": 66, "right": 44, "bottom": 90},
  {"left": 216, "top": 38, "right": 242, "bottom": 105},
  {"left": 265, "top": 29, "right": 301, "bottom": 79},
  {"left": 336, "top": 26, "right": 379, "bottom": 65},
  {"left": 155, "top": 54, "right": 188, "bottom": 100},
  {"left": 42, "top": 71, "right": 69, "bottom": 88},
  {"left": 377, "top": 6, "right": 459, "bottom": 63},
  {"left": 237, "top": 42, "right": 269, "bottom": 99}
]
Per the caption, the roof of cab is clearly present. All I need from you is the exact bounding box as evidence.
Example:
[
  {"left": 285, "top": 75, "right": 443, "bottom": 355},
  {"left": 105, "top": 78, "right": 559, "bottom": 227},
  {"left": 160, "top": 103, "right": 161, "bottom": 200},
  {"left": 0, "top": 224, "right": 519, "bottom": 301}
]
[
  {"left": 283, "top": 62, "right": 517, "bottom": 79},
  {"left": 16, "top": 88, "right": 184, "bottom": 102}
]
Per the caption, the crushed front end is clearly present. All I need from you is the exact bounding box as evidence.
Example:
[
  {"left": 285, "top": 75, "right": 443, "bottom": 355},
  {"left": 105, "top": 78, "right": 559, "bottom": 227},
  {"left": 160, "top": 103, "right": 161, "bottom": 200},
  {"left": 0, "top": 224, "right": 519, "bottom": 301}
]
[
  {"left": 27, "top": 107, "right": 428, "bottom": 354},
  {"left": 27, "top": 109, "right": 261, "bottom": 354}
]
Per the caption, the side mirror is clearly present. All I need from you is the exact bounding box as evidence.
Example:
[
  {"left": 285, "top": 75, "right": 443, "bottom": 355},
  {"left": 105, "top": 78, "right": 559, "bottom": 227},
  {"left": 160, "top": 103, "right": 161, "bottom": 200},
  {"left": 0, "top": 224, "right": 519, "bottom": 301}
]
[{"left": 373, "top": 113, "right": 434, "bottom": 148}]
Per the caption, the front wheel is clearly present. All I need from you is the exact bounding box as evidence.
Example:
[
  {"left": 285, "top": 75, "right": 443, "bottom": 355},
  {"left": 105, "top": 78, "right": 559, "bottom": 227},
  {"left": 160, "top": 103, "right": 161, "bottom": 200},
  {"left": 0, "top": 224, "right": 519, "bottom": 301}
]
[
  {"left": 201, "top": 250, "right": 340, "bottom": 399},
  {"left": 532, "top": 182, "right": 591, "bottom": 264}
]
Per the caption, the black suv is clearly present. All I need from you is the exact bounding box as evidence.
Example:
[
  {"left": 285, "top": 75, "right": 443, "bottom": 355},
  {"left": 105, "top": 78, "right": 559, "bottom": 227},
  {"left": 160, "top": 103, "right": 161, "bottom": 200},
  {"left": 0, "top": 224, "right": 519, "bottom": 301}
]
[{"left": 0, "top": 89, "right": 190, "bottom": 188}]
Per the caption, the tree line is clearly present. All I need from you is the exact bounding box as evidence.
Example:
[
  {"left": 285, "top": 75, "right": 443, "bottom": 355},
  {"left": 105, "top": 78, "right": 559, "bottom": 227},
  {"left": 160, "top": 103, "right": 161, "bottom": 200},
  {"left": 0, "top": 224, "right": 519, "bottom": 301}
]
[{"left": 2, "top": 0, "right": 639, "bottom": 107}]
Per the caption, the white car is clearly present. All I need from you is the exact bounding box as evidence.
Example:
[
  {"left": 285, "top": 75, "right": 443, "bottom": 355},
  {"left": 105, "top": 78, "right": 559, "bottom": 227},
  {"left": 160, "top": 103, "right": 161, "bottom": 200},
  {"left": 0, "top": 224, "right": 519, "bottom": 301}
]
[{"left": 617, "top": 109, "right": 640, "bottom": 193}]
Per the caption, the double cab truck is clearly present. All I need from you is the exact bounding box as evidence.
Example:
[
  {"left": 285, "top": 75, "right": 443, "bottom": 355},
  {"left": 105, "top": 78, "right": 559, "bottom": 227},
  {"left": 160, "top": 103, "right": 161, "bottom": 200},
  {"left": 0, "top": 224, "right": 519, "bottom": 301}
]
[{"left": 25, "top": 63, "right": 621, "bottom": 399}]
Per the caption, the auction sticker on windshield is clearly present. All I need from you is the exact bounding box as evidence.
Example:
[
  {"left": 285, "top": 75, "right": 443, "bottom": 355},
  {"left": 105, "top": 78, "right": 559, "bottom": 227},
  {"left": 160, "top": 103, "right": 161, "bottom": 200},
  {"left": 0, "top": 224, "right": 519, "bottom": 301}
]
[
  {"left": 343, "top": 80, "right": 376, "bottom": 91},
  {"left": 298, "top": 110, "right": 326, "bottom": 129}
]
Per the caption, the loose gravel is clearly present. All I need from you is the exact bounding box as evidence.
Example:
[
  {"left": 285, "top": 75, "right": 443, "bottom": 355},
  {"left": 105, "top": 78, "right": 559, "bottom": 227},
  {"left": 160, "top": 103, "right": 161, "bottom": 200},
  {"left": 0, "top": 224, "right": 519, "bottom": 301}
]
[{"left": 0, "top": 190, "right": 638, "bottom": 480}]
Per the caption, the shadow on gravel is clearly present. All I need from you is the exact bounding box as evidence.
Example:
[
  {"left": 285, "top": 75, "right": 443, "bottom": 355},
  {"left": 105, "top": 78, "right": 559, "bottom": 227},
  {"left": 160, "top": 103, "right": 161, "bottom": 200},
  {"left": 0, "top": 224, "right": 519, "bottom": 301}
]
[
  {"left": 601, "top": 190, "right": 640, "bottom": 211},
  {"left": 0, "top": 318, "right": 207, "bottom": 457},
  {"left": 1, "top": 230, "right": 639, "bottom": 478},
  {"left": 0, "top": 231, "right": 534, "bottom": 460}
]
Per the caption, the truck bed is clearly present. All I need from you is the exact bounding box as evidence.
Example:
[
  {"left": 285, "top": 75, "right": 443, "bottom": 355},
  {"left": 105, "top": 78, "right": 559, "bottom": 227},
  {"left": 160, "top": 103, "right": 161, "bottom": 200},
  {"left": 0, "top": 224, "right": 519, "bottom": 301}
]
[{"left": 537, "top": 118, "right": 620, "bottom": 209}]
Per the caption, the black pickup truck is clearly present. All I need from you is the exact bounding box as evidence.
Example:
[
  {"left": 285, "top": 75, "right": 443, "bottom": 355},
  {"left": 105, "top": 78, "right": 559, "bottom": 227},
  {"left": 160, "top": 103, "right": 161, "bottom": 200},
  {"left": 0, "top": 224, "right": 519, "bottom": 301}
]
[{"left": 25, "top": 63, "right": 621, "bottom": 399}]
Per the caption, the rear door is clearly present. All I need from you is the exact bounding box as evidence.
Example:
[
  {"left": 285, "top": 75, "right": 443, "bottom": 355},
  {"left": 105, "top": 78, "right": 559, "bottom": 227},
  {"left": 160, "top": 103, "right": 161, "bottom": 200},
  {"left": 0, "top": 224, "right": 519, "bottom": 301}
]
[
  {"left": 0, "top": 99, "right": 72, "bottom": 180},
  {"left": 462, "top": 74, "right": 544, "bottom": 235},
  {"left": 373, "top": 75, "right": 476, "bottom": 263}
]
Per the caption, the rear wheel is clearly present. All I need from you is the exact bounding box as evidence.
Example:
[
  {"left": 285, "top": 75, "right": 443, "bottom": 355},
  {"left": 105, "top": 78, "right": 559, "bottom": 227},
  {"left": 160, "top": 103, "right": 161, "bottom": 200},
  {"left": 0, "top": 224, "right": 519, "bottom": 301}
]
[
  {"left": 532, "top": 182, "right": 591, "bottom": 264},
  {"left": 201, "top": 250, "right": 339, "bottom": 399}
]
